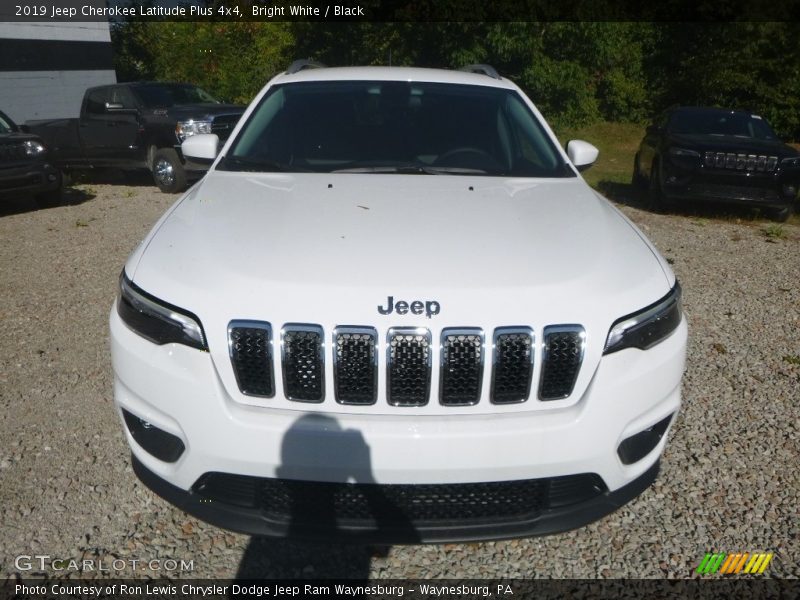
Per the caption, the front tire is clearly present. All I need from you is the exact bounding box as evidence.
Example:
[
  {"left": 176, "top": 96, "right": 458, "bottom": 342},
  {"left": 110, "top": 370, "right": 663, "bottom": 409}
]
[
  {"left": 648, "top": 160, "right": 673, "bottom": 213},
  {"left": 152, "top": 148, "right": 187, "bottom": 193},
  {"left": 768, "top": 205, "right": 792, "bottom": 223},
  {"left": 631, "top": 152, "right": 646, "bottom": 190}
]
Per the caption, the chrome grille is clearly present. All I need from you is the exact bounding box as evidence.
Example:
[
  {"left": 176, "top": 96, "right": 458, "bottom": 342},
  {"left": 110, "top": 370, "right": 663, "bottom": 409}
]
[
  {"left": 281, "top": 324, "right": 324, "bottom": 402},
  {"left": 227, "top": 323, "right": 588, "bottom": 406},
  {"left": 333, "top": 327, "right": 378, "bottom": 405},
  {"left": 210, "top": 114, "right": 241, "bottom": 140},
  {"left": 228, "top": 321, "right": 274, "bottom": 397},
  {"left": 387, "top": 328, "right": 431, "bottom": 406},
  {"left": 539, "top": 325, "right": 585, "bottom": 400},
  {"left": 440, "top": 328, "right": 484, "bottom": 405},
  {"left": 490, "top": 328, "right": 534, "bottom": 404},
  {"left": 704, "top": 151, "right": 778, "bottom": 172}
]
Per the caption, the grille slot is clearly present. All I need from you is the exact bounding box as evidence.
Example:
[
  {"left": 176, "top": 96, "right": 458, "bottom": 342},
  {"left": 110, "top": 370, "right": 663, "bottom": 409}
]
[
  {"left": 704, "top": 151, "right": 778, "bottom": 173},
  {"left": 333, "top": 327, "right": 378, "bottom": 405},
  {"left": 228, "top": 321, "right": 274, "bottom": 397},
  {"left": 387, "top": 328, "right": 431, "bottom": 406},
  {"left": 539, "top": 325, "right": 585, "bottom": 400},
  {"left": 281, "top": 324, "right": 325, "bottom": 402},
  {"left": 192, "top": 472, "right": 608, "bottom": 523},
  {"left": 491, "top": 327, "right": 535, "bottom": 404},
  {"left": 440, "top": 328, "right": 484, "bottom": 405}
]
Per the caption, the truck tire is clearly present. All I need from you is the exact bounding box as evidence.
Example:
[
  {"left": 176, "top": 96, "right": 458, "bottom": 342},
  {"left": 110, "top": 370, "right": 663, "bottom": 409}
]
[
  {"left": 152, "top": 148, "right": 187, "bottom": 193},
  {"left": 647, "top": 160, "right": 673, "bottom": 213},
  {"left": 768, "top": 205, "right": 792, "bottom": 223}
]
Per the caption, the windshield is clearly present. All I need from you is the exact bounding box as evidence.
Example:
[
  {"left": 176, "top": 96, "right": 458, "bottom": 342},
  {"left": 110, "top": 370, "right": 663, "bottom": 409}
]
[
  {"left": 133, "top": 84, "right": 220, "bottom": 108},
  {"left": 0, "top": 112, "right": 16, "bottom": 133},
  {"left": 220, "top": 81, "right": 571, "bottom": 177},
  {"left": 668, "top": 110, "right": 778, "bottom": 140}
]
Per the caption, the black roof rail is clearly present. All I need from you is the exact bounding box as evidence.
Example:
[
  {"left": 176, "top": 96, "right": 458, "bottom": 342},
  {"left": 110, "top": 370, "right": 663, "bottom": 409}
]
[
  {"left": 286, "top": 59, "right": 326, "bottom": 75},
  {"left": 459, "top": 64, "right": 501, "bottom": 80}
]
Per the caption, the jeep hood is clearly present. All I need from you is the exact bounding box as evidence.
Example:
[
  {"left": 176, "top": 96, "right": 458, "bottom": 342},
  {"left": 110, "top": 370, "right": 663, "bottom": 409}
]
[{"left": 128, "top": 172, "right": 673, "bottom": 330}]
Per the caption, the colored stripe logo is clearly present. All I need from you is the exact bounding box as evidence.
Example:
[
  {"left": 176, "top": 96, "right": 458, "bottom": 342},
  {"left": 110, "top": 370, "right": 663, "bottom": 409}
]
[{"left": 696, "top": 552, "right": 773, "bottom": 575}]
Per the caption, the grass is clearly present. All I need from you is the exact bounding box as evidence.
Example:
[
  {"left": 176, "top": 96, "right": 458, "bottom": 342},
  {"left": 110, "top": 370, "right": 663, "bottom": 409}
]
[
  {"left": 783, "top": 355, "right": 800, "bottom": 366},
  {"left": 553, "top": 122, "right": 800, "bottom": 226},
  {"left": 763, "top": 224, "right": 787, "bottom": 239}
]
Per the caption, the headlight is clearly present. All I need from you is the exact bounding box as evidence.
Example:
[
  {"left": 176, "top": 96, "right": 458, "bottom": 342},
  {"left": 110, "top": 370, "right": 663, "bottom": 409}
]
[
  {"left": 667, "top": 147, "right": 700, "bottom": 159},
  {"left": 117, "top": 271, "right": 207, "bottom": 350},
  {"left": 23, "top": 140, "right": 46, "bottom": 157},
  {"left": 176, "top": 119, "right": 212, "bottom": 142},
  {"left": 781, "top": 156, "right": 800, "bottom": 169},
  {"left": 604, "top": 283, "right": 682, "bottom": 355}
]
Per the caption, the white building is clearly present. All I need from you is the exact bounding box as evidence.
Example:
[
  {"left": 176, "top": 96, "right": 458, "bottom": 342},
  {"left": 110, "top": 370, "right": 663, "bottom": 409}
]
[{"left": 0, "top": 22, "right": 116, "bottom": 123}]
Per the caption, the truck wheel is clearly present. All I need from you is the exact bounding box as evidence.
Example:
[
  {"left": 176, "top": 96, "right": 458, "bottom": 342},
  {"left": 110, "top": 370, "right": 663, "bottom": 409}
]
[
  {"left": 648, "top": 160, "right": 673, "bottom": 213},
  {"left": 768, "top": 206, "right": 792, "bottom": 223},
  {"left": 631, "top": 152, "right": 646, "bottom": 190},
  {"left": 152, "top": 148, "right": 187, "bottom": 193}
]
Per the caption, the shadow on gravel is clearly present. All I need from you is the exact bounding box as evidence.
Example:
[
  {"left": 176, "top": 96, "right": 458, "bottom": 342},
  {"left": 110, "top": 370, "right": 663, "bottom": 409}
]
[
  {"left": 0, "top": 186, "right": 95, "bottom": 218},
  {"left": 68, "top": 168, "right": 155, "bottom": 187},
  {"left": 234, "top": 414, "right": 418, "bottom": 580},
  {"left": 596, "top": 178, "right": 798, "bottom": 223}
]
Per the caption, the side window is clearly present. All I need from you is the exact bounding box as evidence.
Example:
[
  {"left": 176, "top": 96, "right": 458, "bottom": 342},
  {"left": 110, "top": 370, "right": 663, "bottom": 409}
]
[
  {"left": 110, "top": 87, "right": 136, "bottom": 109},
  {"left": 86, "top": 89, "right": 108, "bottom": 115}
]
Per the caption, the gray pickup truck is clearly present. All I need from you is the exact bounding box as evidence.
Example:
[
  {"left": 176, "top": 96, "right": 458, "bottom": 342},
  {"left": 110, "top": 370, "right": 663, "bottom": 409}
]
[{"left": 26, "top": 82, "right": 244, "bottom": 192}]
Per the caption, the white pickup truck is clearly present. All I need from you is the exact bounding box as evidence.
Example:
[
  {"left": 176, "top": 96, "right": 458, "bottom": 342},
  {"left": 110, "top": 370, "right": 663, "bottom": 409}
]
[{"left": 110, "top": 62, "right": 687, "bottom": 543}]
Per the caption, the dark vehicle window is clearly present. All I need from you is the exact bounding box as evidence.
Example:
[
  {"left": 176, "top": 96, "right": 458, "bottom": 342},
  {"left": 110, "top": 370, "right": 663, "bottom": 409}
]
[
  {"left": 0, "top": 112, "right": 16, "bottom": 133},
  {"left": 668, "top": 110, "right": 778, "bottom": 140},
  {"left": 110, "top": 87, "right": 137, "bottom": 109},
  {"left": 86, "top": 89, "right": 108, "bottom": 115},
  {"left": 223, "top": 81, "right": 570, "bottom": 177},
  {"left": 132, "top": 84, "right": 220, "bottom": 108}
]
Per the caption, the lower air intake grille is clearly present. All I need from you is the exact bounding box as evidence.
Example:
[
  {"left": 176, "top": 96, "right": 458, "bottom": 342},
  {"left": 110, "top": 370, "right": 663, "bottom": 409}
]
[
  {"left": 334, "top": 327, "right": 378, "bottom": 405},
  {"left": 539, "top": 325, "right": 585, "bottom": 400},
  {"left": 440, "top": 329, "right": 484, "bottom": 405},
  {"left": 387, "top": 328, "right": 431, "bottom": 406},
  {"left": 281, "top": 324, "right": 324, "bottom": 402},
  {"left": 228, "top": 321, "right": 274, "bottom": 397},
  {"left": 192, "top": 472, "right": 608, "bottom": 523},
  {"left": 491, "top": 328, "right": 534, "bottom": 403}
]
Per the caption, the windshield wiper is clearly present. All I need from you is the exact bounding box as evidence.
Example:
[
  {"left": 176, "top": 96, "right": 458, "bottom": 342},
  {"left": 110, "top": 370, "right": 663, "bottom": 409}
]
[{"left": 219, "top": 155, "right": 299, "bottom": 173}]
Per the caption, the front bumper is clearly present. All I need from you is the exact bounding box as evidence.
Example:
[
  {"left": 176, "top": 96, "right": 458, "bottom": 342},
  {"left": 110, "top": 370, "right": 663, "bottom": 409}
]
[
  {"left": 0, "top": 161, "right": 61, "bottom": 198},
  {"left": 110, "top": 307, "right": 687, "bottom": 541},
  {"left": 661, "top": 163, "right": 796, "bottom": 209},
  {"left": 132, "top": 452, "right": 660, "bottom": 543}
]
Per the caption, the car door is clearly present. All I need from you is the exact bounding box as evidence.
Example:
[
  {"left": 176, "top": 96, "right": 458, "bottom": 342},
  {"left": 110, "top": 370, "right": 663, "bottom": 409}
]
[
  {"left": 80, "top": 87, "right": 114, "bottom": 164},
  {"left": 105, "top": 86, "right": 142, "bottom": 164}
]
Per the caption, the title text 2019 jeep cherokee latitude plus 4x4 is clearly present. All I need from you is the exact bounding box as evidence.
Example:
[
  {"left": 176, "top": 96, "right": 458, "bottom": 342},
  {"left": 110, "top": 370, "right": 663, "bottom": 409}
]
[{"left": 110, "top": 63, "right": 687, "bottom": 543}]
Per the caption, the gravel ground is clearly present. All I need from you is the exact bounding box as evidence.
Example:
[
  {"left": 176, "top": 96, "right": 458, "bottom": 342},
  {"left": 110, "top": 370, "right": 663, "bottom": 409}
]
[{"left": 0, "top": 180, "right": 798, "bottom": 580}]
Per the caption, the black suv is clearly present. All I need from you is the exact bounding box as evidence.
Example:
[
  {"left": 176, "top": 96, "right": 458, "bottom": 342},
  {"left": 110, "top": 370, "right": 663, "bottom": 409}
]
[
  {"left": 0, "top": 110, "right": 62, "bottom": 206},
  {"left": 633, "top": 106, "right": 799, "bottom": 221}
]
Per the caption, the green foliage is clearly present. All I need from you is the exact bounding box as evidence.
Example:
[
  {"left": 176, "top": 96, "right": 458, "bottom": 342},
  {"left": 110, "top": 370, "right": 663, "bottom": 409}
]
[{"left": 110, "top": 21, "right": 800, "bottom": 139}]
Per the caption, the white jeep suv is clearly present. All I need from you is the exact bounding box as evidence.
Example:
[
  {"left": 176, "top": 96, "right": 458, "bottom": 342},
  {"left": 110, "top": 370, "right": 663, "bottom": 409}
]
[{"left": 110, "top": 62, "right": 687, "bottom": 543}]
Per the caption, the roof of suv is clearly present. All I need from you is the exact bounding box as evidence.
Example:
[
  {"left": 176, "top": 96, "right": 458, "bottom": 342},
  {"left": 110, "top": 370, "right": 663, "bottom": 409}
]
[{"left": 271, "top": 66, "right": 517, "bottom": 90}]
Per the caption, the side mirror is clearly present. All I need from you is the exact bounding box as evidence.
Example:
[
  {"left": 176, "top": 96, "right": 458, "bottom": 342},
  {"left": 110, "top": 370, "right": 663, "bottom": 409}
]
[
  {"left": 182, "top": 133, "right": 219, "bottom": 162},
  {"left": 105, "top": 102, "right": 138, "bottom": 114},
  {"left": 566, "top": 140, "right": 599, "bottom": 172},
  {"left": 646, "top": 124, "right": 661, "bottom": 135}
]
